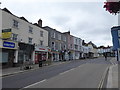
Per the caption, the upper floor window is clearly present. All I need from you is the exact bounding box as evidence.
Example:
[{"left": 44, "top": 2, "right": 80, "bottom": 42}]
[
  {"left": 13, "top": 19, "right": 19, "bottom": 28},
  {"left": 52, "top": 42, "right": 55, "bottom": 50},
  {"left": 75, "top": 45, "right": 78, "bottom": 50},
  {"left": 40, "top": 31, "right": 43, "bottom": 37},
  {"left": 64, "top": 45, "right": 66, "bottom": 49},
  {"left": 71, "top": 44, "right": 72, "bottom": 49},
  {"left": 63, "top": 36, "right": 66, "bottom": 41},
  {"left": 40, "top": 40, "right": 43, "bottom": 46},
  {"left": 12, "top": 33, "right": 18, "bottom": 41},
  {"left": 29, "top": 26, "right": 33, "bottom": 34},
  {"left": 79, "top": 40, "right": 81, "bottom": 44},
  {"left": 51, "top": 32, "right": 55, "bottom": 38},
  {"left": 28, "top": 37, "right": 32, "bottom": 44},
  {"left": 58, "top": 34, "right": 61, "bottom": 40},
  {"left": 76, "top": 39, "right": 77, "bottom": 44},
  {"left": 59, "top": 43, "right": 61, "bottom": 50}
]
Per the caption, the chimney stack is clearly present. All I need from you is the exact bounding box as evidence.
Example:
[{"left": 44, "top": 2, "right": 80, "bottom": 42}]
[{"left": 38, "top": 19, "right": 42, "bottom": 27}]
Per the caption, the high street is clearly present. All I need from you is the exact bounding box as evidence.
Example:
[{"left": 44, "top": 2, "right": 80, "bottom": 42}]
[{"left": 2, "top": 57, "right": 113, "bottom": 89}]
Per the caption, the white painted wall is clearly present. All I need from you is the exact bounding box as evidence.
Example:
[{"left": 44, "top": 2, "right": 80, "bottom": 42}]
[{"left": 2, "top": 9, "right": 48, "bottom": 47}]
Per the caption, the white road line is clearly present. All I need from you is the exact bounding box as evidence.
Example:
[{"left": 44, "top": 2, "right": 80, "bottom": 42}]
[
  {"left": 59, "top": 68, "right": 75, "bottom": 75},
  {"left": 22, "top": 79, "right": 46, "bottom": 89},
  {"left": 98, "top": 66, "right": 109, "bottom": 89},
  {"left": 107, "top": 66, "right": 113, "bottom": 88}
]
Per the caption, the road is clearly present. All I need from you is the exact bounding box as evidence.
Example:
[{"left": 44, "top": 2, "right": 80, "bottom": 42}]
[{"left": 2, "top": 57, "right": 112, "bottom": 89}]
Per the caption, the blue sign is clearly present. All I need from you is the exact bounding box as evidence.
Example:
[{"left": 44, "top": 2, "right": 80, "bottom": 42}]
[
  {"left": 3, "top": 41, "right": 15, "bottom": 48},
  {"left": 111, "top": 26, "right": 120, "bottom": 50}
]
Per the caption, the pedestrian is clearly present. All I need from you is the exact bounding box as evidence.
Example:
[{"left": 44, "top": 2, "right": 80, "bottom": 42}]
[
  {"left": 104, "top": 53, "right": 107, "bottom": 61},
  {"left": 39, "top": 58, "right": 42, "bottom": 67}
]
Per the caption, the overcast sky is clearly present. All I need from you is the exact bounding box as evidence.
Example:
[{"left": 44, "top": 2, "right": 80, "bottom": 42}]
[{"left": 0, "top": 0, "right": 118, "bottom": 47}]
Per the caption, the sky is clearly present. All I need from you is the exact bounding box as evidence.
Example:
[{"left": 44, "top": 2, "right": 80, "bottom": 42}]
[{"left": 0, "top": 0, "right": 118, "bottom": 47}]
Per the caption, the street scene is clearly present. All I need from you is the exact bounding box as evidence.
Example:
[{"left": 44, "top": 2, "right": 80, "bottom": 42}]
[{"left": 0, "top": 0, "right": 120, "bottom": 89}]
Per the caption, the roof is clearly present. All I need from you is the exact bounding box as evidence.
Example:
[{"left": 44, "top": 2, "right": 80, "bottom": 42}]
[
  {"left": 98, "top": 46, "right": 113, "bottom": 49},
  {"left": 2, "top": 8, "right": 44, "bottom": 30},
  {"left": 2, "top": 8, "right": 12, "bottom": 14},
  {"left": 20, "top": 17, "right": 29, "bottom": 22},
  {"left": 43, "top": 26, "right": 62, "bottom": 34},
  {"left": 83, "top": 41, "right": 98, "bottom": 49}
]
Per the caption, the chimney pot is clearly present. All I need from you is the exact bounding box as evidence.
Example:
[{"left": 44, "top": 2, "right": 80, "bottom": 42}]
[{"left": 38, "top": 19, "right": 42, "bottom": 27}]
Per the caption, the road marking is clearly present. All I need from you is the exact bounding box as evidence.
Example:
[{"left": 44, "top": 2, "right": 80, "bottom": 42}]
[
  {"left": 21, "top": 79, "right": 46, "bottom": 89},
  {"left": 98, "top": 66, "right": 109, "bottom": 89},
  {"left": 59, "top": 68, "right": 75, "bottom": 75},
  {"left": 106, "top": 66, "right": 113, "bottom": 88}
]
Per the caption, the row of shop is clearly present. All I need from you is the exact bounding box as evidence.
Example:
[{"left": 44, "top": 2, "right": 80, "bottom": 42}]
[
  {"left": 0, "top": 40, "right": 101, "bottom": 68},
  {"left": 0, "top": 40, "right": 51, "bottom": 68},
  {"left": 0, "top": 40, "right": 86, "bottom": 68}
]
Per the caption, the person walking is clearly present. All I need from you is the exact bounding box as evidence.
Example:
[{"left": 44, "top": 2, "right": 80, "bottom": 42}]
[{"left": 104, "top": 53, "right": 107, "bottom": 61}]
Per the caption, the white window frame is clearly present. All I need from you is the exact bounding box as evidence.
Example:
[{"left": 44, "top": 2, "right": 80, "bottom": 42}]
[
  {"left": 28, "top": 37, "right": 32, "bottom": 44},
  {"left": 40, "top": 31, "right": 43, "bottom": 37},
  {"left": 13, "top": 19, "right": 19, "bottom": 28},
  {"left": 58, "top": 34, "right": 61, "bottom": 40},
  {"left": 63, "top": 36, "right": 66, "bottom": 42},
  {"left": 40, "top": 40, "right": 43, "bottom": 46},
  {"left": 12, "top": 33, "right": 18, "bottom": 41},
  {"left": 29, "top": 26, "right": 33, "bottom": 34}
]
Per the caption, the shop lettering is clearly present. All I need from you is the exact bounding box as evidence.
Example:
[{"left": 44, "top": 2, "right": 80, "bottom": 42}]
[
  {"left": 3, "top": 41, "right": 15, "bottom": 48},
  {"left": 39, "top": 48, "right": 45, "bottom": 50}
]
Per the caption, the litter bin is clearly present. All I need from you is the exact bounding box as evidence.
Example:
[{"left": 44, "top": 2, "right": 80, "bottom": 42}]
[{"left": 39, "top": 60, "right": 42, "bottom": 67}]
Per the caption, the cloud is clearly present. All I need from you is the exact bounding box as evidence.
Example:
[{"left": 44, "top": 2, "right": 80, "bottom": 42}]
[{"left": 50, "top": 16, "right": 71, "bottom": 26}]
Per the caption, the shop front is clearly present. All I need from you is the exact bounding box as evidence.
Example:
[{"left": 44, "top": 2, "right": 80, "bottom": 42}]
[
  {"left": 0, "top": 40, "right": 18, "bottom": 68},
  {"left": 68, "top": 50, "right": 74, "bottom": 60},
  {"left": 18, "top": 42, "right": 35, "bottom": 64},
  {"left": 51, "top": 50, "right": 59, "bottom": 61},
  {"left": 34, "top": 46, "right": 51, "bottom": 64}
]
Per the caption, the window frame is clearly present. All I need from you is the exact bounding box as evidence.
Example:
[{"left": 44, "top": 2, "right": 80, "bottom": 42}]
[
  {"left": 12, "top": 33, "right": 18, "bottom": 41},
  {"left": 29, "top": 26, "right": 33, "bottom": 34},
  {"left": 13, "top": 19, "right": 19, "bottom": 29},
  {"left": 28, "top": 37, "right": 33, "bottom": 44},
  {"left": 40, "top": 40, "right": 43, "bottom": 46},
  {"left": 40, "top": 31, "right": 43, "bottom": 37}
]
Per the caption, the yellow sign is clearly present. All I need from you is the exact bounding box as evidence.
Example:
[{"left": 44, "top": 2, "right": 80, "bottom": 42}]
[
  {"left": 2, "top": 32, "right": 12, "bottom": 39},
  {"left": 2, "top": 29, "right": 12, "bottom": 39}
]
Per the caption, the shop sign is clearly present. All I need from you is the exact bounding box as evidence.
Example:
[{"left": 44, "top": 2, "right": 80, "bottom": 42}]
[
  {"left": 48, "top": 48, "right": 51, "bottom": 52},
  {"left": 39, "top": 48, "right": 46, "bottom": 50},
  {"left": 2, "top": 29, "right": 12, "bottom": 39},
  {"left": 35, "top": 47, "right": 48, "bottom": 52},
  {"left": 3, "top": 41, "right": 15, "bottom": 48}
]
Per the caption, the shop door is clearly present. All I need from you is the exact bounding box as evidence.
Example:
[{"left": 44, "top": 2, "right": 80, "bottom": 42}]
[{"left": 38, "top": 54, "right": 42, "bottom": 61}]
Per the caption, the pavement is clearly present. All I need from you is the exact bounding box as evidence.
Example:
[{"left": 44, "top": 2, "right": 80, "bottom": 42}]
[
  {"left": 0, "top": 61, "right": 68, "bottom": 77},
  {"left": 107, "top": 57, "right": 119, "bottom": 88}
]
